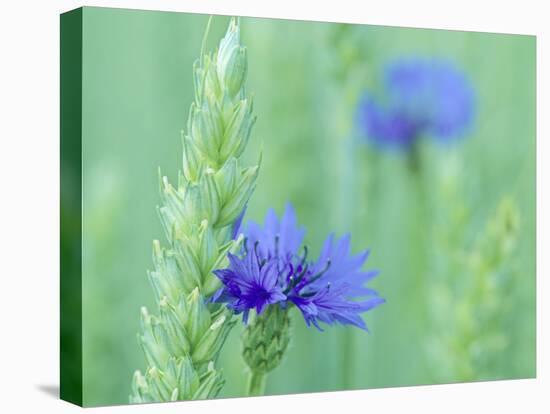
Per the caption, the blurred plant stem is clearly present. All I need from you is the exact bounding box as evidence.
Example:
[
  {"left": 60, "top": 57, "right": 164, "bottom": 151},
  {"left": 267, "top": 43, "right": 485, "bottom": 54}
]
[
  {"left": 341, "top": 134, "right": 357, "bottom": 388},
  {"left": 408, "top": 140, "right": 429, "bottom": 320},
  {"left": 428, "top": 154, "right": 521, "bottom": 381},
  {"left": 407, "top": 137, "right": 421, "bottom": 173},
  {"left": 328, "top": 23, "right": 372, "bottom": 388},
  {"left": 406, "top": 144, "right": 433, "bottom": 379},
  {"left": 246, "top": 371, "right": 266, "bottom": 396}
]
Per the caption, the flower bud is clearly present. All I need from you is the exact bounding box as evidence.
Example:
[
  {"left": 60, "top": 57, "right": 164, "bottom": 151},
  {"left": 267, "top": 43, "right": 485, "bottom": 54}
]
[{"left": 242, "top": 305, "right": 290, "bottom": 373}]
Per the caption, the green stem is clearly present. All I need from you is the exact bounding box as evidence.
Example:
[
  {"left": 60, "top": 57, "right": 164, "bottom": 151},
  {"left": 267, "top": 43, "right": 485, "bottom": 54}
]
[
  {"left": 246, "top": 370, "right": 266, "bottom": 396},
  {"left": 406, "top": 139, "right": 432, "bottom": 380},
  {"left": 340, "top": 133, "right": 356, "bottom": 388}
]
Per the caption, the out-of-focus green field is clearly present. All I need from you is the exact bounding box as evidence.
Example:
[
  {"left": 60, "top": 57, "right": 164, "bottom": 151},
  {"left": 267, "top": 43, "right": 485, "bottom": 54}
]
[{"left": 78, "top": 7, "right": 535, "bottom": 406}]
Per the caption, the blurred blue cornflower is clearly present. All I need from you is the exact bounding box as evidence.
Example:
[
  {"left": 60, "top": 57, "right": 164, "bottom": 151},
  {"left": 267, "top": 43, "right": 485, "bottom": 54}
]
[
  {"left": 212, "top": 203, "right": 384, "bottom": 331},
  {"left": 357, "top": 57, "right": 475, "bottom": 150}
]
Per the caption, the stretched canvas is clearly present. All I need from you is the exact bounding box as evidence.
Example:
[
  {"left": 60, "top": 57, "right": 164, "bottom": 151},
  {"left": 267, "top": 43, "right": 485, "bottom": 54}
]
[{"left": 60, "top": 6, "right": 536, "bottom": 407}]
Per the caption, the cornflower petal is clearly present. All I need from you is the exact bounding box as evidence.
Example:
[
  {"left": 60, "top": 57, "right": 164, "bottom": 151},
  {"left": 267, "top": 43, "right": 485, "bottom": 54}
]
[{"left": 213, "top": 203, "right": 384, "bottom": 331}]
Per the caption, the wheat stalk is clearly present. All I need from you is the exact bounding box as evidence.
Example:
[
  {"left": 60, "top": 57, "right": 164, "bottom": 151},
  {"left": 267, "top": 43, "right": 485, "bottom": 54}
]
[{"left": 131, "top": 17, "right": 258, "bottom": 403}]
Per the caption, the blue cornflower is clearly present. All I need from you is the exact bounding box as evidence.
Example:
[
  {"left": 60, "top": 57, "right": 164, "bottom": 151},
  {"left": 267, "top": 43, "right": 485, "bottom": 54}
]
[
  {"left": 213, "top": 203, "right": 384, "bottom": 330},
  {"left": 357, "top": 57, "right": 475, "bottom": 150}
]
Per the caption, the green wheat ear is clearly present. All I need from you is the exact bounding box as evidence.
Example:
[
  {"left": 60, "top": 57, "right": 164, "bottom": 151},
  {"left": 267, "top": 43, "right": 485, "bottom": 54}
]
[{"left": 130, "top": 17, "right": 259, "bottom": 403}]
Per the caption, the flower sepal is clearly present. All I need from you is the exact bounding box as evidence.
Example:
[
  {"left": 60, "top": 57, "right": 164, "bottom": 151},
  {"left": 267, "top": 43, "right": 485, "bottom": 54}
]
[{"left": 242, "top": 305, "right": 291, "bottom": 374}]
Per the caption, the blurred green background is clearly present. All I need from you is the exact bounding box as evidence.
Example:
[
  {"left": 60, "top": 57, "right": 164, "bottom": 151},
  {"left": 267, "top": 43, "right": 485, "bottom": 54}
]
[{"left": 78, "top": 7, "right": 535, "bottom": 406}]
